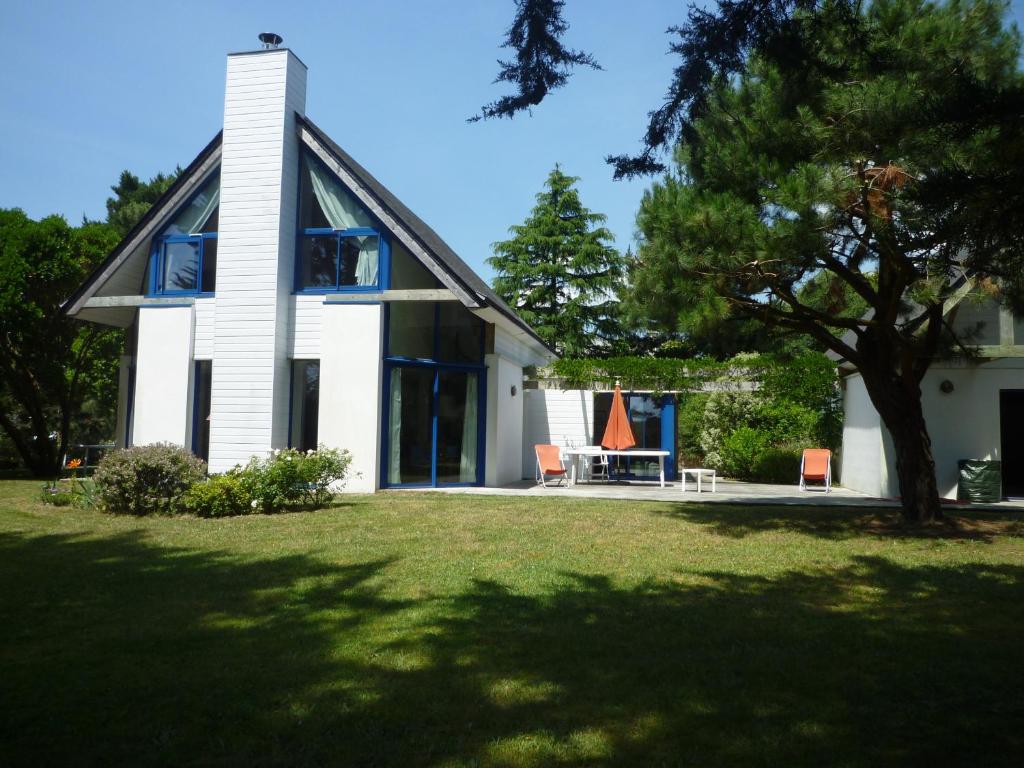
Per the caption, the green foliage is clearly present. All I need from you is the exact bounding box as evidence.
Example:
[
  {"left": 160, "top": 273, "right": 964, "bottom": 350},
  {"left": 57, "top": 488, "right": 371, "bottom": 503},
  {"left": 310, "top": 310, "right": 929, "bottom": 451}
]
[
  {"left": 93, "top": 443, "right": 206, "bottom": 516},
  {"left": 489, "top": 166, "right": 627, "bottom": 356},
  {"left": 183, "top": 471, "right": 253, "bottom": 518},
  {"left": 0, "top": 210, "right": 122, "bottom": 475},
  {"left": 752, "top": 446, "right": 805, "bottom": 484},
  {"left": 185, "top": 446, "right": 354, "bottom": 517},
  {"left": 719, "top": 427, "right": 771, "bottom": 479},
  {"left": 104, "top": 169, "right": 180, "bottom": 237}
]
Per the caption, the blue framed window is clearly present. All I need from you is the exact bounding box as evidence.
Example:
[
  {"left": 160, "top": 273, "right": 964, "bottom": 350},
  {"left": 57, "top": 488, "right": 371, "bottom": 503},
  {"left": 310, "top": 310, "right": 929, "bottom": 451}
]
[
  {"left": 148, "top": 171, "right": 219, "bottom": 296},
  {"left": 381, "top": 301, "right": 487, "bottom": 488},
  {"left": 296, "top": 152, "right": 384, "bottom": 292}
]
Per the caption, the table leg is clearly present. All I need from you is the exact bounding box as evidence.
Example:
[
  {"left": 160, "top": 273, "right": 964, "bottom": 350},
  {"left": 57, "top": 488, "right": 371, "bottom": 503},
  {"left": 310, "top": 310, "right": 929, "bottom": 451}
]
[
  {"left": 570, "top": 456, "right": 577, "bottom": 487},
  {"left": 697, "top": 472, "right": 702, "bottom": 493},
  {"left": 659, "top": 456, "right": 665, "bottom": 488}
]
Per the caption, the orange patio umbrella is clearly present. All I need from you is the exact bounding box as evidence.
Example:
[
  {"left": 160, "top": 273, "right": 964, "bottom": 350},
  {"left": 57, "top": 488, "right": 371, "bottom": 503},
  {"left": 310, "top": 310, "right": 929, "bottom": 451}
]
[{"left": 601, "top": 385, "right": 636, "bottom": 450}]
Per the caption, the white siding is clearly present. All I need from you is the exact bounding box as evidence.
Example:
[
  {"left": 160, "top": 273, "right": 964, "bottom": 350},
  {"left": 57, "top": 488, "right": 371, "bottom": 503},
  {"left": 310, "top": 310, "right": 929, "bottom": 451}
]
[
  {"left": 131, "top": 307, "right": 194, "bottom": 447},
  {"left": 485, "top": 355, "right": 525, "bottom": 485},
  {"left": 290, "top": 294, "right": 323, "bottom": 357},
  {"left": 522, "top": 389, "right": 594, "bottom": 479},
  {"left": 318, "top": 303, "right": 383, "bottom": 492},
  {"left": 193, "top": 297, "right": 215, "bottom": 359},
  {"left": 208, "top": 50, "right": 307, "bottom": 472}
]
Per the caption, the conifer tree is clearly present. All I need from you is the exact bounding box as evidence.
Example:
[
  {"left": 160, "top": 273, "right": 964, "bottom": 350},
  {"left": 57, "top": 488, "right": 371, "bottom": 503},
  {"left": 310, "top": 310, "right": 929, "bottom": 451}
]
[{"left": 489, "top": 167, "right": 626, "bottom": 356}]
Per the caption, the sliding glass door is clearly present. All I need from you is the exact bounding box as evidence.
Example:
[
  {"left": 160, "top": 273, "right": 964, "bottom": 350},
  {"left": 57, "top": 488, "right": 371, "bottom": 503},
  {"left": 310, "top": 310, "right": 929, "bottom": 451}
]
[{"left": 384, "top": 364, "right": 483, "bottom": 487}]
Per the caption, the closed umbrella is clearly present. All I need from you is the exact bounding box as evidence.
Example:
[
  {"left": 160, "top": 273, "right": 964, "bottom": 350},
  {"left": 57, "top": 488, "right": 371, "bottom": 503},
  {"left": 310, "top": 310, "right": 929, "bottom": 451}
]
[{"left": 601, "top": 385, "right": 636, "bottom": 450}]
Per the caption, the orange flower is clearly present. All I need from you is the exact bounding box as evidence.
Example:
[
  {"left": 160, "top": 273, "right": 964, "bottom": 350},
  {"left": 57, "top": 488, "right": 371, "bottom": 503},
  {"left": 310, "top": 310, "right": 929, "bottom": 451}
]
[{"left": 66, "top": 458, "right": 82, "bottom": 469}]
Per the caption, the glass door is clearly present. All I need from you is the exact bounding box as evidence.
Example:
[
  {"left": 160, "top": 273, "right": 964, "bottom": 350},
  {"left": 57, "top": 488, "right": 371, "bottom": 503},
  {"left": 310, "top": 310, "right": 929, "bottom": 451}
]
[{"left": 385, "top": 364, "right": 482, "bottom": 487}]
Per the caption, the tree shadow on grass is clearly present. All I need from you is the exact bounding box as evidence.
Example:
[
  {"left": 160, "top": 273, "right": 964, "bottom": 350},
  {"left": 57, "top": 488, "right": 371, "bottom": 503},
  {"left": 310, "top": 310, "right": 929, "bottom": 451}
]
[
  {"left": 0, "top": 531, "right": 1022, "bottom": 766},
  {"left": 653, "top": 503, "right": 1024, "bottom": 542}
]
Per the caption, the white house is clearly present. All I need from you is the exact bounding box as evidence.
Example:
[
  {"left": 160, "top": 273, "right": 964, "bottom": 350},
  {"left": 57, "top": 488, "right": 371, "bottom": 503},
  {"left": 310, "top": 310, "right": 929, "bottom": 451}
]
[
  {"left": 64, "top": 41, "right": 553, "bottom": 492},
  {"left": 839, "top": 286, "right": 1024, "bottom": 500}
]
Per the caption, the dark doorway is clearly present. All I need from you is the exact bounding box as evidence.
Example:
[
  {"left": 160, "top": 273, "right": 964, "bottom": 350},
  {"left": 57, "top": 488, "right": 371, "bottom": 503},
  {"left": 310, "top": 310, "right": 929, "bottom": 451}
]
[
  {"left": 999, "top": 390, "right": 1024, "bottom": 497},
  {"left": 192, "top": 361, "right": 213, "bottom": 462}
]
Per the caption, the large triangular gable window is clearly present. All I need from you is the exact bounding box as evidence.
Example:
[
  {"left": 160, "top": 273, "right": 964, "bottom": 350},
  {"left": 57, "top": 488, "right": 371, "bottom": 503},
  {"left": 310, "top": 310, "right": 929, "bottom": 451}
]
[
  {"left": 297, "top": 152, "right": 381, "bottom": 291},
  {"left": 150, "top": 172, "right": 220, "bottom": 295}
]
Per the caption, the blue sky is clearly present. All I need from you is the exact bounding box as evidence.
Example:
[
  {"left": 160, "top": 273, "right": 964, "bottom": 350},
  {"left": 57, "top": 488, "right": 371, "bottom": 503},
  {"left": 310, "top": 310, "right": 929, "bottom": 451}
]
[
  {"left": 0, "top": 0, "right": 686, "bottom": 282},
  {"left": 2, "top": 1, "right": 1022, "bottom": 283}
]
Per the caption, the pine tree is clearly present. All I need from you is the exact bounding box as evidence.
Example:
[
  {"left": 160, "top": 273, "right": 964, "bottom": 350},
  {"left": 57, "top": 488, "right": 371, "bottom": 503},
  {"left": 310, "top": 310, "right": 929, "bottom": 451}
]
[{"left": 489, "top": 167, "right": 626, "bottom": 356}]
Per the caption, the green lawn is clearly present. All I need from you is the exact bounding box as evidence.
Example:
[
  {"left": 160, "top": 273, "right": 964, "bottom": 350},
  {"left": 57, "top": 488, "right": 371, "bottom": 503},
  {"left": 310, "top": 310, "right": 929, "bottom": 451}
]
[{"left": 1, "top": 480, "right": 1022, "bottom": 767}]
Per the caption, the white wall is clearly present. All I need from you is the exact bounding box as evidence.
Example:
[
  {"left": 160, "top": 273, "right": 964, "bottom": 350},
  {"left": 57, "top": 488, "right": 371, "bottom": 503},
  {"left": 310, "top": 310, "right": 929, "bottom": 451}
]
[
  {"left": 131, "top": 307, "right": 193, "bottom": 447},
  {"left": 318, "top": 303, "right": 383, "bottom": 492},
  {"left": 485, "top": 354, "right": 525, "bottom": 485},
  {"left": 840, "top": 373, "right": 885, "bottom": 496},
  {"left": 289, "top": 294, "right": 323, "bottom": 358},
  {"left": 919, "top": 359, "right": 1024, "bottom": 497},
  {"left": 842, "top": 360, "right": 1024, "bottom": 499},
  {"left": 522, "top": 389, "right": 594, "bottom": 479},
  {"left": 208, "top": 49, "right": 307, "bottom": 472},
  {"left": 193, "top": 297, "right": 215, "bottom": 359}
]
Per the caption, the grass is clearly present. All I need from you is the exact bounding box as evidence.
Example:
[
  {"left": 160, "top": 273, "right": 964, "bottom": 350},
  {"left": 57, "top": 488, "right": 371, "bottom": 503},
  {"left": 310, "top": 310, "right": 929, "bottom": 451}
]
[{"left": 1, "top": 480, "right": 1022, "bottom": 767}]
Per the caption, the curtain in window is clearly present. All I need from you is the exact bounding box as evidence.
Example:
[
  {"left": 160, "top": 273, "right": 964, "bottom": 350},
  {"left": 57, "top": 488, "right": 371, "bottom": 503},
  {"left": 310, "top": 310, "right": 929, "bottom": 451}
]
[
  {"left": 459, "top": 374, "right": 478, "bottom": 482},
  {"left": 171, "top": 184, "right": 220, "bottom": 235},
  {"left": 307, "top": 161, "right": 377, "bottom": 285},
  {"left": 389, "top": 368, "right": 402, "bottom": 484}
]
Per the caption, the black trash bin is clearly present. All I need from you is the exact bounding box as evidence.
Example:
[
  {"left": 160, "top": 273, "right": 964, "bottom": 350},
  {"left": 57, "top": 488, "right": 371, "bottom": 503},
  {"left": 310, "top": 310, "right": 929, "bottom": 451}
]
[{"left": 957, "top": 460, "right": 1002, "bottom": 503}]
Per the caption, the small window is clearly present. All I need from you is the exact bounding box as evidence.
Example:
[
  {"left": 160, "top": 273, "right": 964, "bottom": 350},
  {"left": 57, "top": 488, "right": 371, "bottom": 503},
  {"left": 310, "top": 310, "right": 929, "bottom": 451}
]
[
  {"left": 150, "top": 171, "right": 219, "bottom": 295},
  {"left": 388, "top": 302, "right": 435, "bottom": 359},
  {"left": 390, "top": 241, "right": 441, "bottom": 289},
  {"left": 290, "top": 361, "right": 320, "bottom": 452},
  {"left": 296, "top": 152, "right": 381, "bottom": 291},
  {"left": 437, "top": 303, "right": 484, "bottom": 364}
]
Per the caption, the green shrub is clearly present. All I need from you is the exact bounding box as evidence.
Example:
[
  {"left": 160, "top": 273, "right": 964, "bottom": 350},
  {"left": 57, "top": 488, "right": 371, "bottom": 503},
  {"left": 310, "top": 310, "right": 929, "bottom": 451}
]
[
  {"left": 93, "top": 443, "right": 206, "bottom": 515},
  {"left": 699, "top": 387, "right": 758, "bottom": 468},
  {"left": 719, "top": 427, "right": 770, "bottom": 479},
  {"left": 183, "top": 471, "right": 254, "bottom": 518},
  {"left": 40, "top": 485, "right": 74, "bottom": 506},
  {"left": 237, "top": 446, "right": 352, "bottom": 514},
  {"left": 752, "top": 446, "right": 804, "bottom": 484},
  {"left": 753, "top": 400, "right": 818, "bottom": 446}
]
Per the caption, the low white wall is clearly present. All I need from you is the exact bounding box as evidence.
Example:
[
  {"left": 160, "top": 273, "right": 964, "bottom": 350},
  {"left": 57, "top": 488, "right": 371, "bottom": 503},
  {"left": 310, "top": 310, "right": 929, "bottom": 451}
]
[
  {"left": 318, "top": 303, "right": 382, "bottom": 492},
  {"left": 131, "top": 306, "right": 194, "bottom": 447},
  {"left": 522, "top": 389, "right": 594, "bottom": 479},
  {"left": 485, "top": 354, "right": 525, "bottom": 485}
]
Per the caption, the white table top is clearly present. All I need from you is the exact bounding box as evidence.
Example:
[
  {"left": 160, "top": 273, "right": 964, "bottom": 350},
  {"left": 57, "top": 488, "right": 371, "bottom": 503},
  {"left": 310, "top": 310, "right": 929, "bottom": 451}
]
[{"left": 562, "top": 447, "right": 670, "bottom": 457}]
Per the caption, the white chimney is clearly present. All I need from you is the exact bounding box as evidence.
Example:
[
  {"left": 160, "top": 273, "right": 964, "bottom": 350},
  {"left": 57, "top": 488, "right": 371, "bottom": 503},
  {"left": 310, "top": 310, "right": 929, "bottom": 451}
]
[{"left": 207, "top": 41, "right": 307, "bottom": 472}]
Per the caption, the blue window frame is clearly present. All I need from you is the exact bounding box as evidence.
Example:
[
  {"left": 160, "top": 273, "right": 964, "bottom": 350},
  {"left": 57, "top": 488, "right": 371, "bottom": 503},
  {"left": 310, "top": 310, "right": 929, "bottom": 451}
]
[
  {"left": 381, "top": 302, "right": 488, "bottom": 488},
  {"left": 147, "top": 171, "right": 219, "bottom": 296},
  {"left": 295, "top": 151, "right": 387, "bottom": 293}
]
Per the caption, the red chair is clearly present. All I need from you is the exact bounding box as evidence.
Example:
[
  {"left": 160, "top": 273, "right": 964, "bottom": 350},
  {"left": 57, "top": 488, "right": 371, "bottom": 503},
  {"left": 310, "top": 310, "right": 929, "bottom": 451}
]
[
  {"left": 799, "top": 449, "right": 832, "bottom": 493},
  {"left": 535, "top": 444, "right": 567, "bottom": 487}
]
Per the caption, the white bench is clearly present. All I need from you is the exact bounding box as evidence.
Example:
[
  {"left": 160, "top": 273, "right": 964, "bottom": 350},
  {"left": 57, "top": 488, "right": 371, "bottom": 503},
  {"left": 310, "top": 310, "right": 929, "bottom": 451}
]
[{"left": 680, "top": 468, "right": 716, "bottom": 493}]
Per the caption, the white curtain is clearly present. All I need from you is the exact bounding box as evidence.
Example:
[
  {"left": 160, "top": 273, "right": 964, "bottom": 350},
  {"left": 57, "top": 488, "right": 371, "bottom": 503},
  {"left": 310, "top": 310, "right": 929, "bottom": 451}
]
[
  {"left": 172, "top": 184, "right": 220, "bottom": 235},
  {"left": 307, "top": 160, "right": 377, "bottom": 286},
  {"left": 459, "top": 374, "right": 478, "bottom": 482},
  {"left": 388, "top": 368, "right": 402, "bottom": 485}
]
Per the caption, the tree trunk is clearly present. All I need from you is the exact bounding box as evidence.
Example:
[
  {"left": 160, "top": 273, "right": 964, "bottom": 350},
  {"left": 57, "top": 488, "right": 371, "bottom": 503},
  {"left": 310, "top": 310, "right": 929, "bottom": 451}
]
[{"left": 858, "top": 367, "right": 943, "bottom": 522}]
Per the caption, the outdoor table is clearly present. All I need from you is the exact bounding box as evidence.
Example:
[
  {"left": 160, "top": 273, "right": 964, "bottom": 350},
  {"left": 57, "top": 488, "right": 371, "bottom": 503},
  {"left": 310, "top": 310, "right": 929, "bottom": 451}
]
[{"left": 562, "top": 447, "right": 671, "bottom": 488}]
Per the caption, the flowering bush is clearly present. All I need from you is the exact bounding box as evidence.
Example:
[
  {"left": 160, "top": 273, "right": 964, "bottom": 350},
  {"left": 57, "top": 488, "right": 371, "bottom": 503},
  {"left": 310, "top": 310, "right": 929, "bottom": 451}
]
[
  {"left": 238, "top": 446, "right": 352, "bottom": 513},
  {"left": 183, "top": 446, "right": 352, "bottom": 517},
  {"left": 93, "top": 443, "right": 206, "bottom": 515}
]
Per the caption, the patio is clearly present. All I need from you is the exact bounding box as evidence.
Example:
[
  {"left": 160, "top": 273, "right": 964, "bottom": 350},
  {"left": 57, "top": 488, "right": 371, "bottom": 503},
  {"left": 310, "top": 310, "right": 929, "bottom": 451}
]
[{"left": 411, "top": 478, "right": 1024, "bottom": 512}]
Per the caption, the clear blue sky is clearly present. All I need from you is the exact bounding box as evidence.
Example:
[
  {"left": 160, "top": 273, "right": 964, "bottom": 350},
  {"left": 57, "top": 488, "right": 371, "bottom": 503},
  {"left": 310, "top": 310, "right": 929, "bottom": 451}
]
[
  {"left": 3, "top": 1, "right": 1022, "bottom": 284},
  {"left": 0, "top": 0, "right": 688, "bottom": 282}
]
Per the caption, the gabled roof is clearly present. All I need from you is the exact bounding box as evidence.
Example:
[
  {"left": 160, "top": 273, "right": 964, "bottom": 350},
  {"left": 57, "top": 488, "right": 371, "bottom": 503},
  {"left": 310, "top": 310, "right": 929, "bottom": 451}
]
[
  {"left": 63, "top": 116, "right": 553, "bottom": 359},
  {"left": 62, "top": 132, "right": 223, "bottom": 323},
  {"left": 296, "top": 115, "right": 552, "bottom": 355}
]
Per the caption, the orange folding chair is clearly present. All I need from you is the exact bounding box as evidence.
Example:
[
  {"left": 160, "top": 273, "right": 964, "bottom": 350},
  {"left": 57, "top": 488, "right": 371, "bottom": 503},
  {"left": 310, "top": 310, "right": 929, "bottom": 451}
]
[
  {"left": 799, "top": 449, "right": 832, "bottom": 493},
  {"left": 535, "top": 444, "right": 568, "bottom": 487}
]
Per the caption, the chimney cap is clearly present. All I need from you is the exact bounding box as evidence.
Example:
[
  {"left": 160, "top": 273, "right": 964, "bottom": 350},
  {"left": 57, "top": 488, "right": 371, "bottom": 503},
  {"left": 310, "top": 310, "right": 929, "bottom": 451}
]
[{"left": 258, "top": 32, "right": 283, "bottom": 49}]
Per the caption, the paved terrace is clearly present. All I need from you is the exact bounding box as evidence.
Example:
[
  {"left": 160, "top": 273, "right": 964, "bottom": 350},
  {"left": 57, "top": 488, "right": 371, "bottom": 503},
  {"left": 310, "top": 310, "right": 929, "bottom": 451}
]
[{"left": 401, "top": 479, "right": 1024, "bottom": 512}]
